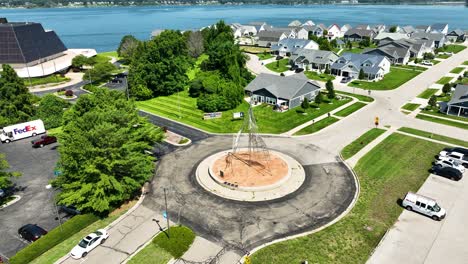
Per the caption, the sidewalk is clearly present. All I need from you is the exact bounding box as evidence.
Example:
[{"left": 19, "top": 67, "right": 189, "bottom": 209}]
[{"left": 29, "top": 72, "right": 84, "bottom": 92}]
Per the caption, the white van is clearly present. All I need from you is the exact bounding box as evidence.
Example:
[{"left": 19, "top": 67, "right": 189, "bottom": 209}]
[
  {"left": 0, "top": 120, "right": 46, "bottom": 143},
  {"left": 402, "top": 192, "right": 446, "bottom": 221}
]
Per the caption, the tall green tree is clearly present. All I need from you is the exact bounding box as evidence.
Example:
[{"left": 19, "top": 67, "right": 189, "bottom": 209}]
[
  {"left": 442, "top": 83, "right": 451, "bottom": 95},
  {"left": 53, "top": 89, "right": 163, "bottom": 214},
  {"left": 117, "top": 35, "right": 139, "bottom": 60},
  {"left": 315, "top": 91, "right": 323, "bottom": 104},
  {"left": 326, "top": 80, "right": 335, "bottom": 99},
  {"left": 428, "top": 95, "right": 438, "bottom": 108},
  {"left": 129, "top": 30, "right": 192, "bottom": 99},
  {"left": 34, "top": 94, "right": 70, "bottom": 129},
  {"left": 0, "top": 154, "right": 20, "bottom": 190},
  {"left": 358, "top": 69, "right": 366, "bottom": 80},
  {"left": 0, "top": 65, "right": 35, "bottom": 127}
]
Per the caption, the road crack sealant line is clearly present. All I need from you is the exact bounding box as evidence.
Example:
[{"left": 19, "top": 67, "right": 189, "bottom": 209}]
[{"left": 239, "top": 153, "right": 361, "bottom": 263}]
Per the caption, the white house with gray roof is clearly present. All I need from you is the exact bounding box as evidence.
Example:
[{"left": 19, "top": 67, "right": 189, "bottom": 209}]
[
  {"left": 412, "top": 32, "right": 446, "bottom": 48},
  {"left": 446, "top": 84, "right": 468, "bottom": 117},
  {"left": 231, "top": 23, "right": 257, "bottom": 38},
  {"left": 374, "top": 32, "right": 410, "bottom": 44},
  {"left": 257, "top": 31, "right": 288, "bottom": 47},
  {"left": 446, "top": 29, "right": 466, "bottom": 43},
  {"left": 244, "top": 73, "right": 321, "bottom": 110},
  {"left": 331, "top": 53, "right": 390, "bottom": 80},
  {"left": 271, "top": 39, "right": 318, "bottom": 56},
  {"left": 363, "top": 42, "right": 411, "bottom": 64},
  {"left": 430, "top": 23, "right": 449, "bottom": 34},
  {"left": 290, "top": 49, "right": 340, "bottom": 71}
]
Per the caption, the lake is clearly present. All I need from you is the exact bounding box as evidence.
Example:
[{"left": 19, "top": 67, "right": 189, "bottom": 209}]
[{"left": 2, "top": 4, "right": 467, "bottom": 52}]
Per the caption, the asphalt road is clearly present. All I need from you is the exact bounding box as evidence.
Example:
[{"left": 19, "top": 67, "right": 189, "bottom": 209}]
[
  {"left": 0, "top": 136, "right": 61, "bottom": 258},
  {"left": 32, "top": 80, "right": 90, "bottom": 99}
]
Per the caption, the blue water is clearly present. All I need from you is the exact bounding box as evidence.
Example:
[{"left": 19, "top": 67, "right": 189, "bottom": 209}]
[{"left": 1, "top": 5, "right": 467, "bottom": 52}]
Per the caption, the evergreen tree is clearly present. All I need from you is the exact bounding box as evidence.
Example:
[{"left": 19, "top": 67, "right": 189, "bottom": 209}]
[
  {"left": 358, "top": 69, "right": 366, "bottom": 80},
  {"left": 301, "top": 98, "right": 310, "bottom": 109},
  {"left": 0, "top": 65, "right": 35, "bottom": 127},
  {"left": 442, "top": 83, "right": 451, "bottom": 95},
  {"left": 315, "top": 91, "right": 323, "bottom": 104},
  {"left": 326, "top": 80, "right": 335, "bottom": 99},
  {"left": 53, "top": 89, "right": 163, "bottom": 214},
  {"left": 428, "top": 95, "right": 437, "bottom": 108}
]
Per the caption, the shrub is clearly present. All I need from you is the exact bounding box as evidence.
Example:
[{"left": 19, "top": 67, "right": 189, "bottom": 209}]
[
  {"left": 153, "top": 226, "right": 195, "bottom": 259},
  {"left": 65, "top": 90, "right": 74, "bottom": 97},
  {"left": 10, "top": 214, "right": 99, "bottom": 264}
]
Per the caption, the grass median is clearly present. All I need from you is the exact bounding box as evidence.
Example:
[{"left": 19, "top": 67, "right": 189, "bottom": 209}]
[
  {"left": 265, "top": 58, "right": 289, "bottom": 72},
  {"left": 340, "top": 128, "right": 386, "bottom": 160},
  {"left": 334, "top": 102, "right": 367, "bottom": 117},
  {"left": 436, "top": 76, "right": 453, "bottom": 85},
  {"left": 348, "top": 67, "right": 420, "bottom": 90},
  {"left": 294, "top": 116, "right": 339, "bottom": 135},
  {"left": 251, "top": 133, "right": 447, "bottom": 264},
  {"left": 417, "top": 88, "right": 438, "bottom": 99},
  {"left": 401, "top": 103, "right": 421, "bottom": 112},
  {"left": 450, "top": 67, "right": 464, "bottom": 74},
  {"left": 398, "top": 127, "right": 468, "bottom": 148},
  {"left": 336, "top": 91, "right": 374, "bottom": 102},
  {"left": 420, "top": 109, "right": 468, "bottom": 122},
  {"left": 416, "top": 114, "right": 468, "bottom": 130}
]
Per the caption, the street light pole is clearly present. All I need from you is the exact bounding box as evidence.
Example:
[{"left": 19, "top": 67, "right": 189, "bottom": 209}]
[
  {"left": 46, "top": 184, "right": 63, "bottom": 232},
  {"left": 164, "top": 188, "right": 170, "bottom": 237}
]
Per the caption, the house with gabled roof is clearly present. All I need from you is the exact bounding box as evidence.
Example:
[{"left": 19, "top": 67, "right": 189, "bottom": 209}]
[
  {"left": 257, "top": 31, "right": 287, "bottom": 47},
  {"left": 341, "top": 24, "right": 352, "bottom": 35},
  {"left": 446, "top": 29, "right": 465, "bottom": 43},
  {"left": 430, "top": 23, "right": 449, "bottom": 34},
  {"left": 344, "top": 28, "right": 376, "bottom": 41},
  {"left": 248, "top": 22, "right": 270, "bottom": 33},
  {"left": 363, "top": 42, "right": 411, "bottom": 64},
  {"left": 271, "top": 39, "right": 319, "bottom": 56},
  {"left": 374, "top": 32, "right": 410, "bottom": 43},
  {"left": 399, "top": 25, "right": 416, "bottom": 35},
  {"left": 415, "top": 25, "right": 431, "bottom": 33},
  {"left": 327, "top": 24, "right": 342, "bottom": 40},
  {"left": 446, "top": 84, "right": 468, "bottom": 117},
  {"left": 303, "top": 25, "right": 325, "bottom": 37},
  {"left": 412, "top": 32, "right": 446, "bottom": 48},
  {"left": 355, "top": 24, "right": 371, "bottom": 30},
  {"left": 331, "top": 53, "right": 390, "bottom": 80},
  {"left": 290, "top": 49, "right": 340, "bottom": 71},
  {"left": 288, "top": 20, "right": 302, "bottom": 27},
  {"left": 302, "top": 20, "right": 315, "bottom": 26},
  {"left": 231, "top": 23, "right": 257, "bottom": 38},
  {"left": 244, "top": 73, "right": 321, "bottom": 110}
]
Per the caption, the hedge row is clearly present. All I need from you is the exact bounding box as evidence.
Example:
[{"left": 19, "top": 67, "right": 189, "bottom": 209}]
[
  {"left": 10, "top": 214, "right": 99, "bottom": 264},
  {"left": 153, "top": 226, "right": 195, "bottom": 258}
]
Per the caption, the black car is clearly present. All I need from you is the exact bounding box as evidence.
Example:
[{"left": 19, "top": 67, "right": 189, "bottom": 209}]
[
  {"left": 443, "top": 147, "right": 468, "bottom": 156},
  {"left": 431, "top": 165, "right": 463, "bottom": 181},
  {"left": 18, "top": 224, "right": 47, "bottom": 242},
  {"left": 59, "top": 205, "right": 81, "bottom": 216}
]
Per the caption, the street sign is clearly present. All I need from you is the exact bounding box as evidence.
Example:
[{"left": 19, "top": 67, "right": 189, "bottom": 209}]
[{"left": 163, "top": 211, "right": 167, "bottom": 219}]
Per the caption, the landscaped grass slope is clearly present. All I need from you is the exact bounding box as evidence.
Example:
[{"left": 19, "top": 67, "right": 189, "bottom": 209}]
[
  {"left": 334, "top": 102, "right": 367, "bottom": 117},
  {"left": 137, "top": 91, "right": 351, "bottom": 134},
  {"left": 294, "top": 116, "right": 339, "bottom": 135},
  {"left": 265, "top": 58, "right": 289, "bottom": 72},
  {"left": 417, "top": 88, "right": 438, "bottom": 99},
  {"left": 401, "top": 103, "right": 420, "bottom": 112},
  {"left": 340, "top": 128, "right": 386, "bottom": 159},
  {"left": 336, "top": 91, "right": 374, "bottom": 102},
  {"left": 398, "top": 127, "right": 468, "bottom": 148},
  {"left": 348, "top": 67, "right": 420, "bottom": 90},
  {"left": 251, "top": 133, "right": 446, "bottom": 264},
  {"left": 416, "top": 114, "right": 467, "bottom": 130}
]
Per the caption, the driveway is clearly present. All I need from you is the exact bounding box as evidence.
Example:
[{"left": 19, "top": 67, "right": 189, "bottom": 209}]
[{"left": 0, "top": 137, "right": 61, "bottom": 258}]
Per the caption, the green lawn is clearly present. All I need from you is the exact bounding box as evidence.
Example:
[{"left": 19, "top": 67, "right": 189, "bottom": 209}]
[
  {"left": 99, "top": 50, "right": 119, "bottom": 58},
  {"left": 241, "top": 46, "right": 271, "bottom": 54},
  {"left": 251, "top": 133, "right": 446, "bottom": 264},
  {"left": 393, "top": 65, "right": 428, "bottom": 71},
  {"left": 431, "top": 59, "right": 441, "bottom": 65},
  {"left": 346, "top": 47, "right": 364, "bottom": 54},
  {"left": 304, "top": 71, "right": 336, "bottom": 82},
  {"left": 436, "top": 93, "right": 452, "bottom": 102},
  {"left": 26, "top": 75, "right": 71, "bottom": 86},
  {"left": 348, "top": 67, "right": 421, "bottom": 90},
  {"left": 30, "top": 201, "right": 137, "bottom": 264},
  {"left": 334, "top": 102, "right": 367, "bottom": 117},
  {"left": 265, "top": 58, "right": 290, "bottom": 72},
  {"left": 450, "top": 67, "right": 465, "bottom": 74},
  {"left": 417, "top": 88, "right": 439, "bottom": 99},
  {"left": 436, "top": 53, "right": 451, "bottom": 59},
  {"left": 401, "top": 103, "right": 421, "bottom": 112},
  {"left": 137, "top": 91, "right": 351, "bottom": 134},
  {"left": 443, "top": 44, "right": 466, "bottom": 54},
  {"left": 257, "top": 53, "right": 274, "bottom": 60},
  {"left": 398, "top": 127, "right": 468, "bottom": 148},
  {"left": 420, "top": 109, "right": 468, "bottom": 122},
  {"left": 336, "top": 91, "right": 374, "bottom": 102},
  {"left": 293, "top": 116, "right": 340, "bottom": 135},
  {"left": 436, "top": 76, "right": 453, "bottom": 85},
  {"left": 340, "top": 128, "right": 386, "bottom": 160},
  {"left": 464, "top": 61, "right": 468, "bottom": 66},
  {"left": 416, "top": 114, "right": 468, "bottom": 130},
  {"left": 127, "top": 243, "right": 172, "bottom": 264}
]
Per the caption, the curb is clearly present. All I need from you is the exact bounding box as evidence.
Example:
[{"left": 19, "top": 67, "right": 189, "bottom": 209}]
[
  {"left": 240, "top": 153, "right": 361, "bottom": 263},
  {"left": 0, "top": 195, "right": 21, "bottom": 210},
  {"left": 54, "top": 185, "right": 148, "bottom": 264}
]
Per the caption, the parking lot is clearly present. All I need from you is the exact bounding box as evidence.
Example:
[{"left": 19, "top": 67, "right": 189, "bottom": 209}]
[
  {"left": 0, "top": 136, "right": 61, "bottom": 258},
  {"left": 368, "top": 163, "right": 468, "bottom": 263}
]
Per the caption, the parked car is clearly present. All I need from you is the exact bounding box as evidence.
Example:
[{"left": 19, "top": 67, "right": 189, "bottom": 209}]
[
  {"left": 443, "top": 147, "right": 468, "bottom": 156},
  {"left": 431, "top": 165, "right": 463, "bottom": 181},
  {"left": 341, "top": 76, "right": 352, "bottom": 83},
  {"left": 59, "top": 205, "right": 81, "bottom": 216},
  {"left": 18, "top": 224, "right": 47, "bottom": 242},
  {"left": 438, "top": 151, "right": 468, "bottom": 168},
  {"left": 70, "top": 229, "right": 109, "bottom": 259},
  {"left": 421, "top": 60, "right": 433, "bottom": 66},
  {"left": 402, "top": 192, "right": 446, "bottom": 221},
  {"left": 31, "top": 135, "right": 57, "bottom": 148},
  {"left": 434, "top": 157, "right": 465, "bottom": 173}
]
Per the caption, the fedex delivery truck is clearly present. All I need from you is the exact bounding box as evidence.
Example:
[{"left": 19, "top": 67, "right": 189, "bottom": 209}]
[{"left": 0, "top": 120, "right": 46, "bottom": 143}]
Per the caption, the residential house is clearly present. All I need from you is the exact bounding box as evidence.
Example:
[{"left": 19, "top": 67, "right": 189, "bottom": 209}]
[
  {"left": 271, "top": 38, "right": 319, "bottom": 56},
  {"left": 412, "top": 32, "right": 446, "bottom": 48},
  {"left": 288, "top": 20, "right": 302, "bottom": 27},
  {"left": 327, "top": 24, "right": 342, "bottom": 40},
  {"left": 290, "top": 49, "right": 340, "bottom": 71},
  {"left": 341, "top": 24, "right": 352, "bottom": 35},
  {"left": 355, "top": 24, "right": 371, "bottom": 30},
  {"left": 248, "top": 22, "right": 270, "bottom": 33},
  {"left": 302, "top": 20, "right": 315, "bottom": 26},
  {"left": 231, "top": 23, "right": 257, "bottom": 38},
  {"left": 373, "top": 24, "right": 386, "bottom": 34},
  {"left": 303, "top": 25, "right": 325, "bottom": 37},
  {"left": 257, "top": 31, "right": 287, "bottom": 47},
  {"left": 430, "top": 23, "right": 449, "bottom": 34},
  {"left": 266, "top": 27, "right": 308, "bottom": 40},
  {"left": 331, "top": 53, "right": 391, "bottom": 80},
  {"left": 244, "top": 73, "right": 321, "bottom": 110},
  {"left": 415, "top": 25, "right": 431, "bottom": 33},
  {"left": 399, "top": 25, "right": 416, "bottom": 35},
  {"left": 344, "top": 28, "right": 376, "bottom": 41},
  {"left": 445, "top": 84, "right": 468, "bottom": 117},
  {"left": 363, "top": 42, "right": 411, "bottom": 64},
  {"left": 392, "top": 38, "right": 435, "bottom": 58},
  {"left": 336, "top": 39, "right": 346, "bottom": 49},
  {"left": 446, "top": 29, "right": 465, "bottom": 43},
  {"left": 374, "top": 32, "right": 410, "bottom": 44}
]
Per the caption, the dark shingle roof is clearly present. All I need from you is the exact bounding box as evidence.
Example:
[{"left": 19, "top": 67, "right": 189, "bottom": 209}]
[{"left": 448, "top": 85, "right": 468, "bottom": 106}]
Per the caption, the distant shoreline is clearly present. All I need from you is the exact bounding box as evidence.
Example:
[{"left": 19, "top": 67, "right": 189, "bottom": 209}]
[{"left": 0, "top": 2, "right": 466, "bottom": 10}]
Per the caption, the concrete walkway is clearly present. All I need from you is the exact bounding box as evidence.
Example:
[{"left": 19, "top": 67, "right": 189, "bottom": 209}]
[{"left": 245, "top": 53, "right": 278, "bottom": 75}]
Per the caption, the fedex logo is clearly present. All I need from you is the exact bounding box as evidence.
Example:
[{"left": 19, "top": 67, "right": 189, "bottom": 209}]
[{"left": 13, "top": 125, "right": 36, "bottom": 135}]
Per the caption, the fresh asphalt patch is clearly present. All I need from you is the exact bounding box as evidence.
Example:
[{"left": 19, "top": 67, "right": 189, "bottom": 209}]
[{"left": 143, "top": 136, "right": 356, "bottom": 252}]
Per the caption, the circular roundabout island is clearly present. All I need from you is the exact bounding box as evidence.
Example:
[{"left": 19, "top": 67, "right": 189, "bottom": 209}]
[{"left": 196, "top": 148, "right": 306, "bottom": 202}]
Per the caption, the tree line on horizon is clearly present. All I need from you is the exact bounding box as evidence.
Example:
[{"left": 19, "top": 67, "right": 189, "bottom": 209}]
[{"left": 2, "top": 0, "right": 464, "bottom": 8}]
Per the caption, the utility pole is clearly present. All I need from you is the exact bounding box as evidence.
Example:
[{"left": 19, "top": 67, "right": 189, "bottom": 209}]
[
  {"left": 164, "top": 188, "right": 170, "bottom": 237},
  {"left": 46, "top": 185, "right": 63, "bottom": 232}
]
